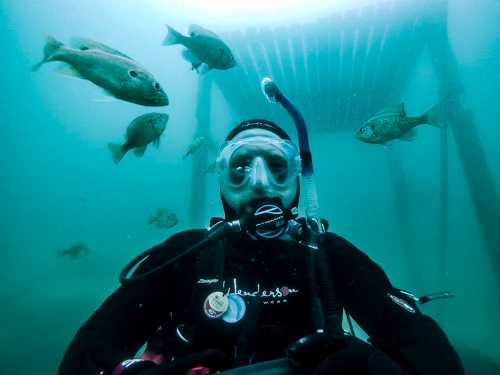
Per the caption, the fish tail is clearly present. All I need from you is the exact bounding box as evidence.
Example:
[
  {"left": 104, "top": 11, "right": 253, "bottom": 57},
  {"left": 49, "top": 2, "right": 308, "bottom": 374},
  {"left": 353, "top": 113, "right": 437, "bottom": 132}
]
[
  {"left": 32, "top": 35, "right": 64, "bottom": 71},
  {"left": 423, "top": 103, "right": 443, "bottom": 128},
  {"left": 163, "top": 25, "right": 186, "bottom": 46},
  {"left": 108, "top": 143, "right": 126, "bottom": 164}
]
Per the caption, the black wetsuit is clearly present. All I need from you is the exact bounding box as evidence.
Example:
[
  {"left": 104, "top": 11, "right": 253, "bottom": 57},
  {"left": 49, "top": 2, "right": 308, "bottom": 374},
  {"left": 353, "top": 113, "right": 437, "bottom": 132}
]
[{"left": 58, "top": 230, "right": 464, "bottom": 375}]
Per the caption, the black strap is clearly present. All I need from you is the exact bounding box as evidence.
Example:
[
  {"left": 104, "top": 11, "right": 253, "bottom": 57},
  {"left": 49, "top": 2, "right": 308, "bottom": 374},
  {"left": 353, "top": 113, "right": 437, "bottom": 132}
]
[{"left": 315, "top": 246, "right": 344, "bottom": 334}]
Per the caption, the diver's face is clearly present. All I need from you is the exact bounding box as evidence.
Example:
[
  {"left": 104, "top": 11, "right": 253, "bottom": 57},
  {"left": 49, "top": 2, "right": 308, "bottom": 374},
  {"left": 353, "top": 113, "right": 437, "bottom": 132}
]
[{"left": 218, "top": 129, "right": 299, "bottom": 216}]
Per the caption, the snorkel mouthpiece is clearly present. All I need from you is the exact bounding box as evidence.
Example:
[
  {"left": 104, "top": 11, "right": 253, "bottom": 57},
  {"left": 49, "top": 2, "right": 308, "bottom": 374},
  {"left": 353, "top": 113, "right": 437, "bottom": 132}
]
[{"left": 261, "top": 77, "right": 279, "bottom": 103}]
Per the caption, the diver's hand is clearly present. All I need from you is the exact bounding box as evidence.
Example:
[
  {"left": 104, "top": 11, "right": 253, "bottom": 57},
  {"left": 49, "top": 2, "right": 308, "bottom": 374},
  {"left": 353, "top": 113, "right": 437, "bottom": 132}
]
[{"left": 133, "top": 349, "right": 227, "bottom": 375}]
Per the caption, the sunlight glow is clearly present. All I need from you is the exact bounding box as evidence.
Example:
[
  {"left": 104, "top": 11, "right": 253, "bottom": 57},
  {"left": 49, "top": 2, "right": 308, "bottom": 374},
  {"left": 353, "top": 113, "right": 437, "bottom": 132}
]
[{"left": 155, "top": 0, "right": 382, "bottom": 28}]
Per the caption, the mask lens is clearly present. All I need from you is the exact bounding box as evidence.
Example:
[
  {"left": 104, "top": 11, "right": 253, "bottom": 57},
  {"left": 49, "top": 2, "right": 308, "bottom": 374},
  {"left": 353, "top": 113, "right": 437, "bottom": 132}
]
[
  {"left": 217, "top": 138, "right": 300, "bottom": 188},
  {"left": 228, "top": 153, "right": 251, "bottom": 185}
]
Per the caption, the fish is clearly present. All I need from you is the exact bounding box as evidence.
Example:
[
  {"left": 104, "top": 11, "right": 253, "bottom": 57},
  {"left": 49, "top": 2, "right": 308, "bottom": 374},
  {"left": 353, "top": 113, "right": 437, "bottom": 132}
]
[
  {"left": 33, "top": 36, "right": 169, "bottom": 106},
  {"left": 59, "top": 242, "right": 90, "bottom": 259},
  {"left": 108, "top": 112, "right": 168, "bottom": 164},
  {"left": 163, "top": 24, "right": 236, "bottom": 72},
  {"left": 147, "top": 208, "right": 179, "bottom": 230},
  {"left": 183, "top": 136, "right": 206, "bottom": 159},
  {"left": 355, "top": 103, "right": 442, "bottom": 145},
  {"left": 203, "top": 160, "right": 216, "bottom": 174}
]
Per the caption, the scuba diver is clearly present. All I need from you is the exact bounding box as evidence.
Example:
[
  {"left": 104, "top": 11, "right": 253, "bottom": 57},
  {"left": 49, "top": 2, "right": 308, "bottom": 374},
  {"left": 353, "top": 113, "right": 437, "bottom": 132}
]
[{"left": 58, "top": 80, "right": 464, "bottom": 375}]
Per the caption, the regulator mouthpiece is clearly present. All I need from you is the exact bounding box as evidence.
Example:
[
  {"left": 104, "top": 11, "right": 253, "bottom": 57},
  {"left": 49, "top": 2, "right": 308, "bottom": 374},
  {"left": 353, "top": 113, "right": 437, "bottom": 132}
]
[
  {"left": 243, "top": 198, "right": 297, "bottom": 240},
  {"left": 261, "top": 77, "right": 279, "bottom": 103}
]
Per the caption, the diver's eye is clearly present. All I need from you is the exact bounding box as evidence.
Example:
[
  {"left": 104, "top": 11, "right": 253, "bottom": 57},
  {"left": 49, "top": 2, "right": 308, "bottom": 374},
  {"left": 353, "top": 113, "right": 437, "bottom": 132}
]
[
  {"left": 154, "top": 82, "right": 160, "bottom": 90},
  {"left": 267, "top": 156, "right": 287, "bottom": 172},
  {"left": 230, "top": 156, "right": 251, "bottom": 169},
  {"left": 148, "top": 120, "right": 153, "bottom": 124},
  {"left": 129, "top": 70, "right": 138, "bottom": 78},
  {"left": 80, "top": 46, "right": 89, "bottom": 51}
]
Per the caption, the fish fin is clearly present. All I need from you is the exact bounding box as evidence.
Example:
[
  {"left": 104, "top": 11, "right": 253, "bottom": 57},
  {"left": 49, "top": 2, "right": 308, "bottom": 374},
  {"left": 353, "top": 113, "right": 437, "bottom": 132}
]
[
  {"left": 55, "top": 63, "right": 84, "bottom": 79},
  {"left": 93, "top": 97, "right": 117, "bottom": 103},
  {"left": 382, "top": 143, "right": 393, "bottom": 150},
  {"left": 192, "top": 62, "right": 204, "bottom": 72},
  {"left": 70, "top": 37, "right": 132, "bottom": 59},
  {"left": 134, "top": 145, "right": 147, "bottom": 157},
  {"left": 199, "top": 64, "right": 212, "bottom": 74},
  {"left": 108, "top": 143, "right": 126, "bottom": 164},
  {"left": 93, "top": 87, "right": 117, "bottom": 101},
  {"left": 400, "top": 103, "right": 406, "bottom": 117},
  {"left": 423, "top": 103, "right": 443, "bottom": 127},
  {"left": 188, "top": 24, "right": 219, "bottom": 38},
  {"left": 374, "top": 104, "right": 405, "bottom": 117},
  {"left": 32, "top": 35, "right": 64, "bottom": 71},
  {"left": 163, "top": 25, "right": 186, "bottom": 46},
  {"left": 70, "top": 37, "right": 92, "bottom": 50},
  {"left": 399, "top": 128, "right": 417, "bottom": 142},
  {"left": 153, "top": 137, "right": 161, "bottom": 149},
  {"left": 181, "top": 49, "right": 202, "bottom": 67}
]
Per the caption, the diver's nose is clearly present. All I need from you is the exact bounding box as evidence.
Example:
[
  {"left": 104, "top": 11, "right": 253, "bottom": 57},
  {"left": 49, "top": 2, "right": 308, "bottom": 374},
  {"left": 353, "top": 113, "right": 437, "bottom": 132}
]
[{"left": 250, "top": 157, "right": 270, "bottom": 190}]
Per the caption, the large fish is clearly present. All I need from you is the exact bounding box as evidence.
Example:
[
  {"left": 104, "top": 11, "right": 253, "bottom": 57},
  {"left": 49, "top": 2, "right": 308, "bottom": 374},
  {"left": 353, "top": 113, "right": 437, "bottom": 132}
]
[
  {"left": 163, "top": 25, "right": 236, "bottom": 72},
  {"left": 33, "top": 36, "right": 169, "bottom": 106},
  {"left": 355, "top": 103, "right": 442, "bottom": 145},
  {"left": 108, "top": 112, "right": 168, "bottom": 164}
]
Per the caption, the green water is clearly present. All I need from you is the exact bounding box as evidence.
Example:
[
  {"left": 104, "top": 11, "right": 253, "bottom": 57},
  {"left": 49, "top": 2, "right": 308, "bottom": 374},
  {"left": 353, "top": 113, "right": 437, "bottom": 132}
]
[{"left": 1, "top": 0, "right": 499, "bottom": 373}]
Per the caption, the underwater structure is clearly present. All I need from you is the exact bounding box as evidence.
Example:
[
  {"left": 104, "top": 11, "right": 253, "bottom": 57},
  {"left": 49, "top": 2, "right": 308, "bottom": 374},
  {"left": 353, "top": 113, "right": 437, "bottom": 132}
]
[{"left": 187, "top": 0, "right": 500, "bottom": 291}]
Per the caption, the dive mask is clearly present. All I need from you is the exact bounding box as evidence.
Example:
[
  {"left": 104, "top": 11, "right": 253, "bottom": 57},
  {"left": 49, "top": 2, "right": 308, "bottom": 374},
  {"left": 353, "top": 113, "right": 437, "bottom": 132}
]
[{"left": 216, "top": 136, "right": 301, "bottom": 190}]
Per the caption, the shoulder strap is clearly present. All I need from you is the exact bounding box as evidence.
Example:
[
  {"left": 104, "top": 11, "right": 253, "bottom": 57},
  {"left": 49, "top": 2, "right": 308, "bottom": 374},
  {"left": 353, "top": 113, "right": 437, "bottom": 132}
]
[{"left": 316, "top": 247, "right": 344, "bottom": 334}]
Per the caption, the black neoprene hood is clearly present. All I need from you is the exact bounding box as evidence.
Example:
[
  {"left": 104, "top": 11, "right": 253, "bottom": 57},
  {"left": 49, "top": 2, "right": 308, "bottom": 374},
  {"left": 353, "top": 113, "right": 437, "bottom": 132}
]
[
  {"left": 225, "top": 119, "right": 291, "bottom": 141},
  {"left": 220, "top": 119, "right": 299, "bottom": 220}
]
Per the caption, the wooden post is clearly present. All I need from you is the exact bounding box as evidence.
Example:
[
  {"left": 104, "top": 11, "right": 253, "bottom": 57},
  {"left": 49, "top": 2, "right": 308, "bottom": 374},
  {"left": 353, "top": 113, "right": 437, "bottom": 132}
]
[
  {"left": 385, "top": 151, "right": 424, "bottom": 288},
  {"left": 426, "top": 2, "right": 500, "bottom": 286},
  {"left": 188, "top": 76, "right": 213, "bottom": 228},
  {"left": 439, "top": 119, "right": 449, "bottom": 283}
]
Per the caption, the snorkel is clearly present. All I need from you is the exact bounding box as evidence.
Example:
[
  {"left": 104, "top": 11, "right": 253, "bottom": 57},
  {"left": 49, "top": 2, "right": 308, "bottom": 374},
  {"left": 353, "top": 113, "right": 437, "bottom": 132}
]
[
  {"left": 260, "top": 78, "right": 322, "bottom": 230},
  {"left": 260, "top": 77, "right": 337, "bottom": 337}
]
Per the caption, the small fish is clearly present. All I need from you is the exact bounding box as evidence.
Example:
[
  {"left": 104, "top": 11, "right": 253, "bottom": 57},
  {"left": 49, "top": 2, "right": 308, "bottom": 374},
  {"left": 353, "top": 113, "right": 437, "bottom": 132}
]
[
  {"left": 33, "top": 36, "right": 168, "bottom": 106},
  {"left": 355, "top": 103, "right": 442, "bottom": 145},
  {"left": 148, "top": 208, "right": 179, "bottom": 230},
  {"left": 203, "top": 160, "right": 216, "bottom": 174},
  {"left": 163, "top": 25, "right": 236, "bottom": 73},
  {"left": 183, "top": 136, "right": 206, "bottom": 159},
  {"left": 108, "top": 113, "right": 168, "bottom": 164},
  {"left": 59, "top": 242, "right": 90, "bottom": 259}
]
